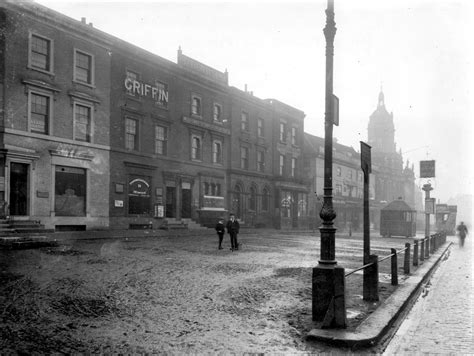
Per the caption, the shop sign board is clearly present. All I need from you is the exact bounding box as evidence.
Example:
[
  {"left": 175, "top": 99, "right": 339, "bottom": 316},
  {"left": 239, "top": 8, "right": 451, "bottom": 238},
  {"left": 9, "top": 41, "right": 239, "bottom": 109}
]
[{"left": 420, "top": 160, "right": 435, "bottom": 178}]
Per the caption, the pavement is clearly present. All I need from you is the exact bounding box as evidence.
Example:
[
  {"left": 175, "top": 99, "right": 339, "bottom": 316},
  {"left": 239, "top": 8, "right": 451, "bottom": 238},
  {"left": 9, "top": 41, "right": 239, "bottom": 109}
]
[
  {"left": 307, "top": 234, "right": 453, "bottom": 348},
  {"left": 382, "top": 235, "right": 473, "bottom": 354}
]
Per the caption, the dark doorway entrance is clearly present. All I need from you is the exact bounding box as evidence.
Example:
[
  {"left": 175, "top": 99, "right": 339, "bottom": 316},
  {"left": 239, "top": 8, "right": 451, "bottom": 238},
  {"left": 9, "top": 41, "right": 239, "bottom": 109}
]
[
  {"left": 232, "top": 185, "right": 242, "bottom": 218},
  {"left": 292, "top": 192, "right": 298, "bottom": 228},
  {"left": 181, "top": 188, "right": 191, "bottom": 218},
  {"left": 166, "top": 186, "right": 176, "bottom": 218},
  {"left": 10, "top": 162, "right": 29, "bottom": 216}
]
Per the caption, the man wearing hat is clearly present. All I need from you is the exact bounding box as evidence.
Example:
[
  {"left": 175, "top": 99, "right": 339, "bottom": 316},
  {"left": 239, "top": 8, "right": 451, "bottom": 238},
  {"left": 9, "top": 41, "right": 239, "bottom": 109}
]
[
  {"left": 215, "top": 218, "right": 225, "bottom": 250},
  {"left": 226, "top": 213, "right": 240, "bottom": 251}
]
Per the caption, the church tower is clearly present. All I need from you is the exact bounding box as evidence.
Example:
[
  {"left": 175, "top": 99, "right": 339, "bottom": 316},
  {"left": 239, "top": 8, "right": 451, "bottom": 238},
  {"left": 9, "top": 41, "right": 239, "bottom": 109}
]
[{"left": 367, "top": 90, "right": 396, "bottom": 153}]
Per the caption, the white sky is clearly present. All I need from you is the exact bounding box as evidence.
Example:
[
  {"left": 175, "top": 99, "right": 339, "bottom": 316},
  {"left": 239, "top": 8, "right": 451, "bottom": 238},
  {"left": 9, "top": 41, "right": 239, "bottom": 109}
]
[{"left": 36, "top": 0, "right": 474, "bottom": 203}]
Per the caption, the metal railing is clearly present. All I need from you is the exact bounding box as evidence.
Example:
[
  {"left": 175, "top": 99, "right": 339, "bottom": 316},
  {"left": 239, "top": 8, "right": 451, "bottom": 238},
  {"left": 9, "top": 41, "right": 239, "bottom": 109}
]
[{"left": 345, "top": 231, "right": 447, "bottom": 293}]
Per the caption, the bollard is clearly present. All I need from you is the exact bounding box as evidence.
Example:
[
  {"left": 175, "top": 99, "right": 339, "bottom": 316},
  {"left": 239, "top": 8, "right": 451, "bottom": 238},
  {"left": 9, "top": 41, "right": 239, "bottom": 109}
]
[
  {"left": 363, "top": 254, "right": 379, "bottom": 301},
  {"left": 391, "top": 248, "right": 398, "bottom": 286},
  {"left": 413, "top": 240, "right": 419, "bottom": 266},
  {"left": 404, "top": 243, "right": 411, "bottom": 274},
  {"left": 430, "top": 234, "right": 435, "bottom": 254},
  {"left": 420, "top": 239, "right": 425, "bottom": 262},
  {"left": 425, "top": 236, "right": 430, "bottom": 259}
]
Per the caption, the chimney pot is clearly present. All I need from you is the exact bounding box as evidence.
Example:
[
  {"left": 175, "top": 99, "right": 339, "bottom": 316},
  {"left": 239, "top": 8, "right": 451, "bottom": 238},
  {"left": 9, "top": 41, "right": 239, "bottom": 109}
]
[{"left": 81, "top": 17, "right": 86, "bottom": 23}]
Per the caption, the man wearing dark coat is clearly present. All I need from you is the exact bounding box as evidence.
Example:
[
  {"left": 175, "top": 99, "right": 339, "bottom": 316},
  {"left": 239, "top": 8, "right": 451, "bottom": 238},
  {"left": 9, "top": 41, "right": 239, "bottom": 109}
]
[
  {"left": 215, "top": 218, "right": 225, "bottom": 250},
  {"left": 456, "top": 221, "right": 468, "bottom": 247},
  {"left": 226, "top": 213, "right": 240, "bottom": 251}
]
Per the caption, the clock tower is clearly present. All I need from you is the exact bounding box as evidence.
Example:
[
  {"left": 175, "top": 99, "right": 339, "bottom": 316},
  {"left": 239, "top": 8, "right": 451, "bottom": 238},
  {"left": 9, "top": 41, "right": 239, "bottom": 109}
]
[{"left": 367, "top": 90, "right": 396, "bottom": 153}]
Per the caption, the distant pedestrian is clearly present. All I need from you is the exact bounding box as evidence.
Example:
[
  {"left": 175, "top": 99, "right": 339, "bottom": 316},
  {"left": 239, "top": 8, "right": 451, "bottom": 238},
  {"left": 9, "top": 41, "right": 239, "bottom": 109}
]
[
  {"left": 226, "top": 213, "right": 240, "bottom": 251},
  {"left": 215, "top": 218, "right": 225, "bottom": 250},
  {"left": 456, "top": 221, "right": 468, "bottom": 247}
]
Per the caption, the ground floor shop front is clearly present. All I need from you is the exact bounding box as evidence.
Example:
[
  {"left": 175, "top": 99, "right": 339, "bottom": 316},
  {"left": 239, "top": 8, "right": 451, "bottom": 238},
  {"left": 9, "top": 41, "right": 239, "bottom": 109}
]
[{"left": 0, "top": 134, "right": 110, "bottom": 230}]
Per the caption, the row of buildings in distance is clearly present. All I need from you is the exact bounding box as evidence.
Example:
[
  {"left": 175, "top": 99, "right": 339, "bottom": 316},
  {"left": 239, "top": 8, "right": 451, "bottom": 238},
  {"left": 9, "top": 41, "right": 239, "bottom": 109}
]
[{"left": 0, "top": 1, "right": 421, "bottom": 232}]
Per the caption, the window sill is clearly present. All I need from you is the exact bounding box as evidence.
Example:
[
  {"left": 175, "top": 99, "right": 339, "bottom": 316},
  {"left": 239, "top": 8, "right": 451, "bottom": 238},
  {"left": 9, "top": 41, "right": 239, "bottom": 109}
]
[
  {"left": 73, "top": 80, "right": 96, "bottom": 89},
  {"left": 27, "top": 65, "right": 55, "bottom": 77}
]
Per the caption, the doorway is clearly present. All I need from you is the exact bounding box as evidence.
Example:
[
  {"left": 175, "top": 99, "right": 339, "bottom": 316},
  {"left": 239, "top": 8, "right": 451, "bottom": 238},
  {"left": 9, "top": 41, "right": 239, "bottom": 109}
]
[
  {"left": 166, "top": 186, "right": 176, "bottom": 218},
  {"left": 181, "top": 188, "right": 191, "bottom": 218},
  {"left": 232, "top": 185, "right": 242, "bottom": 218},
  {"left": 9, "top": 162, "right": 29, "bottom": 216}
]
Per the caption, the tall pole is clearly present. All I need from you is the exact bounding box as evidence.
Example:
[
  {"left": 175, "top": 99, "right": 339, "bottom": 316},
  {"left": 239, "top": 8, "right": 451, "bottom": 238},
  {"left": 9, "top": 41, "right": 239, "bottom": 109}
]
[
  {"left": 319, "top": 0, "right": 337, "bottom": 265},
  {"left": 423, "top": 183, "right": 433, "bottom": 255},
  {"left": 312, "top": 0, "right": 346, "bottom": 328}
]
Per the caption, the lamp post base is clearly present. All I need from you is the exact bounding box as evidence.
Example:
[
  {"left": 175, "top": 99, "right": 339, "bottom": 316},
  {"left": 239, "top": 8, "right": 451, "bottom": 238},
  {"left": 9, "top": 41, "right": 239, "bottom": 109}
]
[{"left": 312, "top": 265, "right": 346, "bottom": 328}]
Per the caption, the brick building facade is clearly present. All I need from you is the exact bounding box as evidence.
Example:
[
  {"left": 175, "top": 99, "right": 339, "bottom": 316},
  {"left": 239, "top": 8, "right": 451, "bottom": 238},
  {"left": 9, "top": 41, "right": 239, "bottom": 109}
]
[
  {"left": 0, "top": 1, "right": 111, "bottom": 230},
  {"left": 0, "top": 1, "right": 310, "bottom": 230}
]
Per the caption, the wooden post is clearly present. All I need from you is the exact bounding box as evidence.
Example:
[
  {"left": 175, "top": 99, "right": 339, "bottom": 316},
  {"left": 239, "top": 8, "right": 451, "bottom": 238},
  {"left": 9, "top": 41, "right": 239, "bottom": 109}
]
[{"left": 391, "top": 248, "right": 398, "bottom": 286}]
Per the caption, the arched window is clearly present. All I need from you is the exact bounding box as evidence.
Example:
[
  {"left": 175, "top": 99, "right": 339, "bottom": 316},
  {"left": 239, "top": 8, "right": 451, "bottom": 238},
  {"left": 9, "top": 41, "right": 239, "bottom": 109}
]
[{"left": 233, "top": 184, "right": 242, "bottom": 218}]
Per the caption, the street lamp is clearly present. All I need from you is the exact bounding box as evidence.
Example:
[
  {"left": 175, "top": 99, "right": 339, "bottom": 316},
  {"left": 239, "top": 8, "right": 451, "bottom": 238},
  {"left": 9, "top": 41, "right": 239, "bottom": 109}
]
[{"left": 312, "top": 0, "right": 346, "bottom": 328}]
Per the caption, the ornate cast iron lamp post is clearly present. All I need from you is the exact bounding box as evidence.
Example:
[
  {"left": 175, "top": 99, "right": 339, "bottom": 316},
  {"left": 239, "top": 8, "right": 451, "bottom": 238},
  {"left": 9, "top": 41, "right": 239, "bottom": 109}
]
[{"left": 312, "top": 0, "right": 346, "bottom": 328}]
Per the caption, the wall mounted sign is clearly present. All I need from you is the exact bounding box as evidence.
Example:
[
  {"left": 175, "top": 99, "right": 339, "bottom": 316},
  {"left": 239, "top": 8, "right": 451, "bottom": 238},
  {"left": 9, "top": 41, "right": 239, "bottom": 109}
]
[
  {"left": 129, "top": 178, "right": 150, "bottom": 196},
  {"left": 124, "top": 78, "right": 168, "bottom": 104}
]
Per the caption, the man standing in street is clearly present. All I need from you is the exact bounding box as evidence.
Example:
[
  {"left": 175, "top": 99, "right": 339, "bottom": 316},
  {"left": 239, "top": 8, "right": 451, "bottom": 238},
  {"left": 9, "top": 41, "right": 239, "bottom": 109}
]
[
  {"left": 456, "top": 221, "right": 468, "bottom": 247},
  {"left": 226, "top": 213, "right": 240, "bottom": 251}
]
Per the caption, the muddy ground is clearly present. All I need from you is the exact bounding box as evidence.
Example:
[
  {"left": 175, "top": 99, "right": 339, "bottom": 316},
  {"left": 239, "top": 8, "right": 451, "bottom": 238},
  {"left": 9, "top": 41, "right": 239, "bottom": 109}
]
[{"left": 0, "top": 230, "right": 404, "bottom": 354}]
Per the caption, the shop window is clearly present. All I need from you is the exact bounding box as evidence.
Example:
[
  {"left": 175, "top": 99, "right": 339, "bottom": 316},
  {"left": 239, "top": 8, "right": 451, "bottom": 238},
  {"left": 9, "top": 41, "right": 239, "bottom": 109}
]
[
  {"left": 297, "top": 193, "right": 308, "bottom": 217},
  {"left": 55, "top": 166, "right": 86, "bottom": 216},
  {"left": 74, "top": 103, "right": 92, "bottom": 142},
  {"left": 74, "top": 49, "right": 94, "bottom": 85},
  {"left": 29, "top": 33, "right": 53, "bottom": 73},
  {"left": 128, "top": 177, "right": 151, "bottom": 215},
  {"left": 281, "top": 190, "right": 292, "bottom": 218},
  {"left": 29, "top": 92, "right": 51, "bottom": 135},
  {"left": 125, "top": 117, "right": 138, "bottom": 150},
  {"left": 155, "top": 125, "right": 168, "bottom": 155}
]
